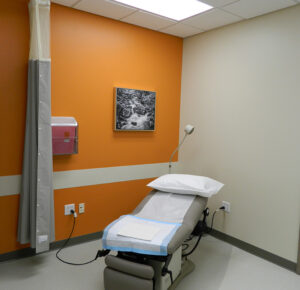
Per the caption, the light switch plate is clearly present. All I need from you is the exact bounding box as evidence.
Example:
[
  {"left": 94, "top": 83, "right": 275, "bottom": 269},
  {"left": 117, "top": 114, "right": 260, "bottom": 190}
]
[{"left": 79, "top": 203, "right": 85, "bottom": 214}]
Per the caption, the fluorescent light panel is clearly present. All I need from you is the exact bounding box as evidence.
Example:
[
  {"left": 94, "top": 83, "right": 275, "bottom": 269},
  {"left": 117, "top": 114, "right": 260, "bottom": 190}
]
[{"left": 113, "top": 0, "right": 213, "bottom": 21}]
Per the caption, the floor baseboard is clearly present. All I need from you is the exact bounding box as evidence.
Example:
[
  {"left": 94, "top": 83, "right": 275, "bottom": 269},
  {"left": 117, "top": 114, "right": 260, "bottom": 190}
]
[
  {"left": 210, "top": 229, "right": 297, "bottom": 273},
  {"left": 0, "top": 231, "right": 103, "bottom": 263},
  {"left": 1, "top": 229, "right": 298, "bottom": 275}
]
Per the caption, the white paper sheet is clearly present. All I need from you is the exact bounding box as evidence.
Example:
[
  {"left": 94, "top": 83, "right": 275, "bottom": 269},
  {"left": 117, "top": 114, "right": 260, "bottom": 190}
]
[
  {"left": 136, "top": 191, "right": 195, "bottom": 223},
  {"left": 103, "top": 215, "right": 181, "bottom": 255},
  {"left": 118, "top": 222, "right": 161, "bottom": 241}
]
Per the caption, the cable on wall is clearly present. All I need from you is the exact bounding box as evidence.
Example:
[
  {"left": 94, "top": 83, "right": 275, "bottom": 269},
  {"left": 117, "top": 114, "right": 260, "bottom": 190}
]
[{"left": 55, "top": 210, "right": 109, "bottom": 266}]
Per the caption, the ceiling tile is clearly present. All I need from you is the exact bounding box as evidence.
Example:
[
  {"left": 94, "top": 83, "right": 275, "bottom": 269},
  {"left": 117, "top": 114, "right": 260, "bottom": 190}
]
[
  {"left": 122, "top": 11, "right": 176, "bottom": 31},
  {"left": 222, "top": 0, "right": 296, "bottom": 19},
  {"left": 51, "top": 0, "right": 78, "bottom": 6},
  {"left": 200, "top": 0, "right": 240, "bottom": 8},
  {"left": 183, "top": 8, "right": 242, "bottom": 30},
  {"left": 74, "top": 0, "right": 137, "bottom": 20},
  {"left": 160, "top": 23, "right": 204, "bottom": 38}
]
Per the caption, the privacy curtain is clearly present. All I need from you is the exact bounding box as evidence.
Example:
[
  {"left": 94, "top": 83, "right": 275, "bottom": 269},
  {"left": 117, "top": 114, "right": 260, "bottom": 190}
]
[{"left": 18, "top": 0, "right": 54, "bottom": 253}]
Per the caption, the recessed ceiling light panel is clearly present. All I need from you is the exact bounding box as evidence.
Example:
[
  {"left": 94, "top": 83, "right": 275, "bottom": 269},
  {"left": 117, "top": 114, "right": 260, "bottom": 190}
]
[{"left": 112, "top": 0, "right": 213, "bottom": 21}]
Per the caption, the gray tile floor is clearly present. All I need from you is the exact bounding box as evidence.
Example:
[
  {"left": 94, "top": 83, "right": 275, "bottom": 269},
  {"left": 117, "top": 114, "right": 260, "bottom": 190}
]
[{"left": 0, "top": 236, "right": 299, "bottom": 290}]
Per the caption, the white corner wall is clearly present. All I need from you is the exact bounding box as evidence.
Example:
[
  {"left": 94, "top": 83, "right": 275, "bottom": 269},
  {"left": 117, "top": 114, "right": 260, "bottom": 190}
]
[{"left": 180, "top": 5, "right": 300, "bottom": 262}]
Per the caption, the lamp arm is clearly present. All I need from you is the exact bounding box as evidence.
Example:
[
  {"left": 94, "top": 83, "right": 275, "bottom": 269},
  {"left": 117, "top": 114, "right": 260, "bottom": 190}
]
[{"left": 169, "top": 133, "right": 188, "bottom": 173}]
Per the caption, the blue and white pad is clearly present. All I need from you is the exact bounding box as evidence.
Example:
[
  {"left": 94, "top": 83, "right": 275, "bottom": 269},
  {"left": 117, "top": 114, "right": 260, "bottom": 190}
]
[
  {"left": 102, "top": 192, "right": 195, "bottom": 256},
  {"left": 102, "top": 215, "right": 181, "bottom": 256}
]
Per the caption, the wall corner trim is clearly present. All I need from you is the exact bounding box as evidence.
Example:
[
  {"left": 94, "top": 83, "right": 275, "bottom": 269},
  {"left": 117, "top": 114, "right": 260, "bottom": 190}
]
[{"left": 297, "top": 226, "right": 300, "bottom": 275}]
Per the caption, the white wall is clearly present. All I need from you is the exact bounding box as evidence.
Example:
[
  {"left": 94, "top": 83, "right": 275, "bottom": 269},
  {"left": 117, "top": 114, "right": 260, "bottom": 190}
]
[{"left": 180, "top": 5, "right": 300, "bottom": 262}]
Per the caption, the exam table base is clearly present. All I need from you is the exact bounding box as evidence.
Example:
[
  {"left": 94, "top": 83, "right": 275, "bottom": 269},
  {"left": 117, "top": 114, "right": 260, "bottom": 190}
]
[
  {"left": 168, "top": 259, "right": 195, "bottom": 290},
  {"left": 103, "top": 256, "right": 195, "bottom": 290}
]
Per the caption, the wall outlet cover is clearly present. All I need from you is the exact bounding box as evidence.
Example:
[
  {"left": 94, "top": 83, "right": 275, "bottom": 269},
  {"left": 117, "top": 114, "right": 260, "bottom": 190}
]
[
  {"left": 222, "top": 201, "right": 231, "bottom": 213},
  {"left": 64, "top": 204, "right": 75, "bottom": 215}
]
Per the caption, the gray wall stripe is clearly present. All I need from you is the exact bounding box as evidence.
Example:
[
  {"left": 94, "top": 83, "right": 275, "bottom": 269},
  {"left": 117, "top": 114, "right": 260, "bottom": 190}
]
[{"left": 0, "top": 162, "right": 180, "bottom": 197}]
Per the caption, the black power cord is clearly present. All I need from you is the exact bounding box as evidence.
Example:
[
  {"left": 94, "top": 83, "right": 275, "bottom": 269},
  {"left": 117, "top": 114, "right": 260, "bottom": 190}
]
[
  {"left": 182, "top": 206, "right": 225, "bottom": 257},
  {"left": 207, "top": 206, "right": 225, "bottom": 234},
  {"left": 182, "top": 233, "right": 203, "bottom": 257},
  {"left": 56, "top": 210, "right": 106, "bottom": 266},
  {"left": 182, "top": 208, "right": 209, "bottom": 258}
]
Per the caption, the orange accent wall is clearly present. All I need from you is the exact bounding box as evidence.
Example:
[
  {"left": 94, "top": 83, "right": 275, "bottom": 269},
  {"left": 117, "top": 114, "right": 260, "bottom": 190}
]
[
  {"left": 0, "top": 2, "right": 182, "bottom": 176},
  {"left": 0, "top": 0, "right": 29, "bottom": 176},
  {"left": 0, "top": 194, "right": 29, "bottom": 254},
  {"left": 54, "top": 178, "right": 153, "bottom": 241},
  {"left": 0, "top": 1, "right": 182, "bottom": 255},
  {"left": 0, "top": 178, "right": 153, "bottom": 255},
  {"left": 51, "top": 4, "right": 183, "bottom": 172}
]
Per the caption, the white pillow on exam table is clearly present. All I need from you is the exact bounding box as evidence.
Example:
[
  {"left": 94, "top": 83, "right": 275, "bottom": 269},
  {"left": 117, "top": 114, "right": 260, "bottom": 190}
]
[{"left": 147, "top": 174, "right": 224, "bottom": 198}]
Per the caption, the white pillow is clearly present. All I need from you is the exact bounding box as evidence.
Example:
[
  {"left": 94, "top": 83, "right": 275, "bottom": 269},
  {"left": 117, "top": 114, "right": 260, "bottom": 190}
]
[{"left": 147, "top": 174, "right": 224, "bottom": 198}]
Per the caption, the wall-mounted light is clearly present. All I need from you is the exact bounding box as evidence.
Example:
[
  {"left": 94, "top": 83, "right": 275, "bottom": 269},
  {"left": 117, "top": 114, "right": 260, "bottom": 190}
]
[{"left": 169, "top": 124, "right": 195, "bottom": 173}]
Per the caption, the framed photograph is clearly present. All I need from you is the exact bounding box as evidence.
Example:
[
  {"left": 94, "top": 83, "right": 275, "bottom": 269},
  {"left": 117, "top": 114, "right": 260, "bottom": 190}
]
[{"left": 114, "top": 87, "right": 156, "bottom": 131}]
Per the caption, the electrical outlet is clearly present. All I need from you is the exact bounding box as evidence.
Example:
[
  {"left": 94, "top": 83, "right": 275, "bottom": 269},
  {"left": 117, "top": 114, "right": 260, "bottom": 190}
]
[
  {"left": 222, "top": 201, "right": 230, "bottom": 213},
  {"left": 79, "top": 203, "right": 85, "bottom": 214},
  {"left": 64, "top": 204, "right": 75, "bottom": 215}
]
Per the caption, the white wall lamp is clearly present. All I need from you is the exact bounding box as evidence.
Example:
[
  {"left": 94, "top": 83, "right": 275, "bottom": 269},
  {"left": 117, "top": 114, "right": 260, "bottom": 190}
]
[{"left": 169, "top": 124, "right": 195, "bottom": 173}]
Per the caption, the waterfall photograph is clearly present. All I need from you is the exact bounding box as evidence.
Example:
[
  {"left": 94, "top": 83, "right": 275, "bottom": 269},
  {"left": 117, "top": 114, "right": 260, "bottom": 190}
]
[{"left": 114, "top": 87, "right": 156, "bottom": 131}]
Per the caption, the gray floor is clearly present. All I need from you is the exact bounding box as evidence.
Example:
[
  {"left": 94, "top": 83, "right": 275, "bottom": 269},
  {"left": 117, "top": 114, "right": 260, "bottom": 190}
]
[{"left": 0, "top": 236, "right": 299, "bottom": 290}]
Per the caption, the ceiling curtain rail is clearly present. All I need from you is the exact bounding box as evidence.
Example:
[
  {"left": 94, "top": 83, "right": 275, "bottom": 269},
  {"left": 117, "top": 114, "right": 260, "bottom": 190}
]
[{"left": 17, "top": 0, "right": 55, "bottom": 254}]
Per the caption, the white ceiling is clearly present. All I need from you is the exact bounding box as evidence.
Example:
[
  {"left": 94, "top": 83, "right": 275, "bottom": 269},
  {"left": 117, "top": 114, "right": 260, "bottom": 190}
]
[{"left": 52, "top": 0, "right": 300, "bottom": 38}]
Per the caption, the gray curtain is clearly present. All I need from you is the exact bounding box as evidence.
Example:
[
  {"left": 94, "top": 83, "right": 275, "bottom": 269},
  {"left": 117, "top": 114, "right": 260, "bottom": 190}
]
[{"left": 18, "top": 59, "right": 55, "bottom": 253}]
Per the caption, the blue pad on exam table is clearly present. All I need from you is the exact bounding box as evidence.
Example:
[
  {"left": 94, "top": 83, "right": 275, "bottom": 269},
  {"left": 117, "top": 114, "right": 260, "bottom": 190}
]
[
  {"left": 102, "top": 215, "right": 181, "bottom": 256},
  {"left": 102, "top": 192, "right": 196, "bottom": 256}
]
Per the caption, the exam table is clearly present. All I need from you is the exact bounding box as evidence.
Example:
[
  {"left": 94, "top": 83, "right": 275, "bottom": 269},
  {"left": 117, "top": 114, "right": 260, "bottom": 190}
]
[{"left": 102, "top": 190, "right": 208, "bottom": 290}]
